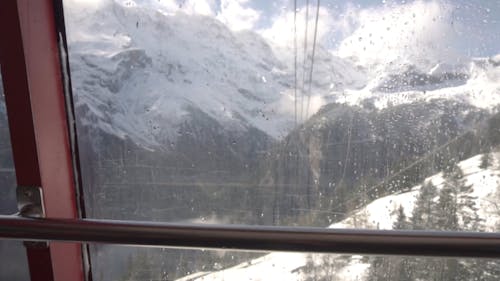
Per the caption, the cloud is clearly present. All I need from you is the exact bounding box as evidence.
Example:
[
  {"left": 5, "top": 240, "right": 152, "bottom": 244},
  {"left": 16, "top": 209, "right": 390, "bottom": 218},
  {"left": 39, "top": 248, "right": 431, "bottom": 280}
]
[
  {"left": 178, "top": 0, "right": 216, "bottom": 16},
  {"left": 216, "top": 0, "right": 261, "bottom": 31},
  {"left": 260, "top": 4, "right": 334, "bottom": 48},
  {"left": 336, "top": 0, "right": 461, "bottom": 69},
  {"left": 133, "top": 0, "right": 261, "bottom": 31},
  {"left": 65, "top": 0, "right": 497, "bottom": 65}
]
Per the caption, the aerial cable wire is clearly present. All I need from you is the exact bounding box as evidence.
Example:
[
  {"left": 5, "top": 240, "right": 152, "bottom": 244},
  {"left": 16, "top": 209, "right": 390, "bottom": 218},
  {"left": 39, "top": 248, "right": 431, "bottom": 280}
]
[
  {"left": 293, "top": 0, "right": 301, "bottom": 215},
  {"left": 300, "top": 0, "right": 310, "bottom": 122},
  {"left": 291, "top": 1, "right": 298, "bottom": 128},
  {"left": 296, "top": 0, "right": 311, "bottom": 212},
  {"left": 305, "top": 0, "right": 320, "bottom": 120}
]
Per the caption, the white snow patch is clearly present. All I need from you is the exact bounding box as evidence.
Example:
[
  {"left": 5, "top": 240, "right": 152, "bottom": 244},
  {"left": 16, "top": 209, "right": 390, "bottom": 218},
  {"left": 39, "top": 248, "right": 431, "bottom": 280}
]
[{"left": 179, "top": 153, "right": 500, "bottom": 281}]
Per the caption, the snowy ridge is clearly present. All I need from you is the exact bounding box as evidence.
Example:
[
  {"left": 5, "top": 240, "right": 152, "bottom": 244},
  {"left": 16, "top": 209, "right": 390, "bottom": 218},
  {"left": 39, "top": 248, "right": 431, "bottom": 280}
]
[
  {"left": 177, "top": 153, "right": 500, "bottom": 281},
  {"left": 65, "top": 1, "right": 364, "bottom": 147},
  {"left": 339, "top": 58, "right": 500, "bottom": 109},
  {"left": 64, "top": 1, "right": 500, "bottom": 149}
]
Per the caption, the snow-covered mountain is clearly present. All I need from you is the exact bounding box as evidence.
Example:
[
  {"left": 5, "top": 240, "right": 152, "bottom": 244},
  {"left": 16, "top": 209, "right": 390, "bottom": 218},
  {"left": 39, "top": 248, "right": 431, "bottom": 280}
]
[
  {"left": 177, "top": 153, "right": 500, "bottom": 281},
  {"left": 64, "top": 1, "right": 500, "bottom": 150},
  {"left": 59, "top": 2, "right": 500, "bottom": 280},
  {"left": 65, "top": 1, "right": 367, "bottom": 148},
  {"left": 338, "top": 56, "right": 500, "bottom": 109}
]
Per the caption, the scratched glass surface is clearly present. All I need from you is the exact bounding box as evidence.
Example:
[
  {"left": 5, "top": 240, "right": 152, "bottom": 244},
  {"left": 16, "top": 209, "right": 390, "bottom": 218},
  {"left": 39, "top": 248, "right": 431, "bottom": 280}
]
[
  {"left": 63, "top": 0, "right": 499, "bottom": 229},
  {"left": 64, "top": 0, "right": 500, "bottom": 228},
  {"left": 3, "top": 1, "right": 499, "bottom": 280},
  {"left": 90, "top": 245, "right": 500, "bottom": 281},
  {"left": 62, "top": 0, "right": 500, "bottom": 280}
]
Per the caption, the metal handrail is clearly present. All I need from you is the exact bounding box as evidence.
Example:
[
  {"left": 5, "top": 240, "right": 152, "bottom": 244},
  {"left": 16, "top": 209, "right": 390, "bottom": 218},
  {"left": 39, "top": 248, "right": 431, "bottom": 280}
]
[{"left": 1, "top": 215, "right": 500, "bottom": 258}]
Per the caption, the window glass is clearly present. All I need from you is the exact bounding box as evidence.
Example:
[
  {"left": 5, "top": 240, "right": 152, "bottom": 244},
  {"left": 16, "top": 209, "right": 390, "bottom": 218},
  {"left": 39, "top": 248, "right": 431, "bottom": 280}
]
[
  {"left": 63, "top": 0, "right": 500, "bottom": 230},
  {"left": 0, "top": 73, "right": 16, "bottom": 215},
  {"left": 62, "top": 0, "right": 499, "bottom": 280},
  {"left": 0, "top": 70, "right": 30, "bottom": 281},
  {"left": 91, "top": 245, "right": 500, "bottom": 281}
]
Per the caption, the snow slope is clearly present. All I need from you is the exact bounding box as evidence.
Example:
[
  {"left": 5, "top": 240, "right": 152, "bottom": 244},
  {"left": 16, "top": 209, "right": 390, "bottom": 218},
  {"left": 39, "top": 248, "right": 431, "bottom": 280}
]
[
  {"left": 338, "top": 58, "right": 500, "bottom": 109},
  {"left": 177, "top": 153, "right": 500, "bottom": 281}
]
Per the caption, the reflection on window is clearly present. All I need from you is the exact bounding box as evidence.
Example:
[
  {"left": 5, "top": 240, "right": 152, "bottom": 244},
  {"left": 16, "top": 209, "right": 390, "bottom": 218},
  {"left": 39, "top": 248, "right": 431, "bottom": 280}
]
[
  {"left": 62, "top": 0, "right": 499, "bottom": 279},
  {"left": 0, "top": 70, "right": 30, "bottom": 281}
]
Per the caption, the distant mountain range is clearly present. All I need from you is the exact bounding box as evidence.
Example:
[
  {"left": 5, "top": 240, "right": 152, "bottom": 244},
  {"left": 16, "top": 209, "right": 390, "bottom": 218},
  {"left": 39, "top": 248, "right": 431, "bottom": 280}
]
[{"left": 64, "top": 1, "right": 500, "bottom": 150}]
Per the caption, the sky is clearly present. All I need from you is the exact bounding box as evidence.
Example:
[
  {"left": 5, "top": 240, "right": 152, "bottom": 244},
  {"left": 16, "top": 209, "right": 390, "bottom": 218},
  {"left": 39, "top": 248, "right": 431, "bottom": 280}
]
[
  {"left": 167, "top": 0, "right": 499, "bottom": 56},
  {"left": 67, "top": 0, "right": 500, "bottom": 65}
]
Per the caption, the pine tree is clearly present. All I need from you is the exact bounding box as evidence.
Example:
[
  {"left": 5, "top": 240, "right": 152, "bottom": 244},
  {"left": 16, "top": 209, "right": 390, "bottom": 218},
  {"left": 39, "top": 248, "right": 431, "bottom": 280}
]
[
  {"left": 487, "top": 112, "right": 500, "bottom": 146},
  {"left": 367, "top": 206, "right": 413, "bottom": 281},
  {"left": 434, "top": 169, "right": 461, "bottom": 280},
  {"left": 411, "top": 181, "right": 438, "bottom": 230},
  {"left": 393, "top": 205, "right": 409, "bottom": 230},
  {"left": 436, "top": 184, "right": 458, "bottom": 231},
  {"left": 437, "top": 163, "right": 485, "bottom": 280},
  {"left": 444, "top": 163, "right": 483, "bottom": 231},
  {"left": 391, "top": 206, "right": 414, "bottom": 281},
  {"left": 480, "top": 151, "right": 493, "bottom": 169},
  {"left": 408, "top": 181, "right": 441, "bottom": 281},
  {"left": 411, "top": 181, "right": 439, "bottom": 279}
]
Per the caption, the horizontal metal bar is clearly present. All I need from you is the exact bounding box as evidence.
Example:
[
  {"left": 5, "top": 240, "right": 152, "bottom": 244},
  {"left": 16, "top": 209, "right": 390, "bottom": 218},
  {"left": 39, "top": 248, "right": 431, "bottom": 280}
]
[{"left": 1, "top": 215, "right": 500, "bottom": 258}]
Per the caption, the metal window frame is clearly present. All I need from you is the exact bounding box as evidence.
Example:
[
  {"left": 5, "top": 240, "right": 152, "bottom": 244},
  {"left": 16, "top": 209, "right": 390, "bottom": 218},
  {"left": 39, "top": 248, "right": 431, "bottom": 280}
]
[
  {"left": 2, "top": 216, "right": 500, "bottom": 259},
  {"left": 1, "top": 1, "right": 500, "bottom": 281},
  {"left": 0, "top": 0, "right": 84, "bottom": 281}
]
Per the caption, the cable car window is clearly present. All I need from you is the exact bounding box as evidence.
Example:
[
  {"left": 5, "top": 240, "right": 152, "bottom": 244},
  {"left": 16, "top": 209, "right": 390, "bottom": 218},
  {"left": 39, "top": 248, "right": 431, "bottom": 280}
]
[
  {"left": 0, "top": 72, "right": 17, "bottom": 216},
  {"left": 61, "top": 0, "right": 500, "bottom": 279},
  {"left": 89, "top": 245, "right": 500, "bottom": 281},
  {"left": 0, "top": 69, "right": 30, "bottom": 281}
]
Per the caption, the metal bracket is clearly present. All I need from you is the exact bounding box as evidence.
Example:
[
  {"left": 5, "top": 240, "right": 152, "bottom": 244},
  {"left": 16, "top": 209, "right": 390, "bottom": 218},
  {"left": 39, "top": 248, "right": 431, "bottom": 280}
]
[
  {"left": 17, "top": 186, "right": 45, "bottom": 218},
  {"left": 17, "top": 186, "right": 48, "bottom": 248}
]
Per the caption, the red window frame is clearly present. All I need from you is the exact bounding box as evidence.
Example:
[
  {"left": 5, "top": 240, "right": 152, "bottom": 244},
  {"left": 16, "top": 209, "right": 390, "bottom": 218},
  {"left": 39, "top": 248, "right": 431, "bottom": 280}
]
[
  {"left": 0, "top": 1, "right": 84, "bottom": 280},
  {"left": 1, "top": 1, "right": 500, "bottom": 281}
]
